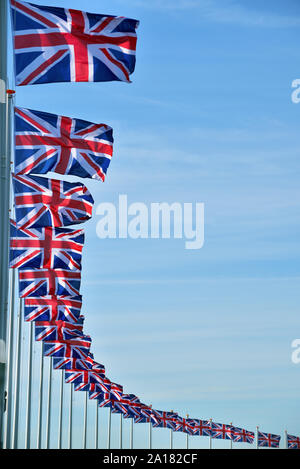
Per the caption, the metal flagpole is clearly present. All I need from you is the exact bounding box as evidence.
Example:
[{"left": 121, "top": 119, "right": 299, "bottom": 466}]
[
  {"left": 0, "top": 0, "right": 9, "bottom": 446},
  {"left": 107, "top": 406, "right": 111, "bottom": 449},
  {"left": 25, "top": 321, "right": 33, "bottom": 449},
  {"left": 230, "top": 422, "right": 233, "bottom": 449},
  {"left": 256, "top": 426, "right": 259, "bottom": 450},
  {"left": 284, "top": 430, "right": 288, "bottom": 449},
  {"left": 68, "top": 384, "right": 73, "bottom": 449},
  {"left": 170, "top": 410, "right": 173, "bottom": 449},
  {"left": 11, "top": 299, "right": 22, "bottom": 449},
  {"left": 3, "top": 268, "right": 15, "bottom": 449},
  {"left": 209, "top": 419, "right": 212, "bottom": 449},
  {"left": 130, "top": 418, "right": 133, "bottom": 449},
  {"left": 118, "top": 413, "right": 122, "bottom": 449},
  {"left": 83, "top": 390, "right": 87, "bottom": 449},
  {"left": 186, "top": 414, "right": 189, "bottom": 449},
  {"left": 57, "top": 369, "right": 63, "bottom": 449},
  {"left": 95, "top": 401, "right": 98, "bottom": 449},
  {"left": 36, "top": 342, "right": 44, "bottom": 449},
  {"left": 149, "top": 420, "right": 152, "bottom": 449},
  {"left": 45, "top": 357, "right": 52, "bottom": 449}
]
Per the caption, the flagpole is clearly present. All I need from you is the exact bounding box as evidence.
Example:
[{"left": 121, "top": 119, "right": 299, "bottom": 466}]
[
  {"left": 57, "top": 369, "right": 63, "bottom": 449},
  {"left": 107, "top": 407, "right": 111, "bottom": 449},
  {"left": 170, "top": 410, "right": 173, "bottom": 449},
  {"left": 11, "top": 299, "right": 22, "bottom": 449},
  {"left": 230, "top": 422, "right": 233, "bottom": 449},
  {"left": 45, "top": 357, "right": 52, "bottom": 449},
  {"left": 68, "top": 384, "right": 73, "bottom": 449},
  {"left": 3, "top": 268, "right": 15, "bottom": 449},
  {"left": 95, "top": 401, "right": 98, "bottom": 449},
  {"left": 130, "top": 417, "right": 133, "bottom": 449},
  {"left": 37, "top": 342, "right": 44, "bottom": 449},
  {"left": 186, "top": 414, "right": 189, "bottom": 449},
  {"left": 83, "top": 390, "right": 87, "bottom": 449},
  {"left": 0, "top": 0, "right": 9, "bottom": 443},
  {"left": 284, "top": 430, "right": 288, "bottom": 449},
  {"left": 256, "top": 426, "right": 259, "bottom": 450},
  {"left": 149, "top": 420, "right": 152, "bottom": 449},
  {"left": 25, "top": 321, "right": 33, "bottom": 449},
  {"left": 209, "top": 419, "right": 212, "bottom": 449},
  {"left": 119, "top": 413, "right": 123, "bottom": 449}
]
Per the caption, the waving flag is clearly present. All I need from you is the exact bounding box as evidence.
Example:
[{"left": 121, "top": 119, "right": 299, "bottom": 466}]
[
  {"left": 287, "top": 434, "right": 300, "bottom": 449},
  {"left": 64, "top": 366, "right": 106, "bottom": 386},
  {"left": 35, "top": 320, "right": 84, "bottom": 341},
  {"left": 18, "top": 268, "right": 81, "bottom": 297},
  {"left": 13, "top": 173, "right": 94, "bottom": 229},
  {"left": 174, "top": 417, "right": 196, "bottom": 435},
  {"left": 257, "top": 431, "right": 281, "bottom": 448},
  {"left": 10, "top": 220, "right": 84, "bottom": 270},
  {"left": 11, "top": 0, "right": 139, "bottom": 86},
  {"left": 75, "top": 380, "right": 111, "bottom": 395},
  {"left": 232, "top": 426, "right": 254, "bottom": 444},
  {"left": 210, "top": 422, "right": 233, "bottom": 440},
  {"left": 112, "top": 394, "right": 141, "bottom": 418},
  {"left": 193, "top": 419, "right": 211, "bottom": 437},
  {"left": 53, "top": 354, "right": 94, "bottom": 371},
  {"left": 152, "top": 411, "right": 178, "bottom": 431},
  {"left": 24, "top": 295, "right": 82, "bottom": 322},
  {"left": 15, "top": 107, "right": 114, "bottom": 181},
  {"left": 43, "top": 336, "right": 92, "bottom": 359},
  {"left": 134, "top": 406, "right": 153, "bottom": 424}
]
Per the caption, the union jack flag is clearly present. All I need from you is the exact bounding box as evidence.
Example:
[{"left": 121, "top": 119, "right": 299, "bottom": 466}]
[
  {"left": 192, "top": 419, "right": 211, "bottom": 437},
  {"left": 152, "top": 411, "right": 178, "bottom": 431},
  {"left": 64, "top": 366, "right": 106, "bottom": 386},
  {"left": 53, "top": 353, "right": 94, "bottom": 371},
  {"left": 43, "top": 335, "right": 92, "bottom": 359},
  {"left": 112, "top": 394, "right": 141, "bottom": 418},
  {"left": 18, "top": 268, "right": 81, "bottom": 297},
  {"left": 174, "top": 417, "right": 196, "bottom": 435},
  {"left": 210, "top": 422, "right": 233, "bottom": 440},
  {"left": 15, "top": 107, "right": 113, "bottom": 181},
  {"left": 257, "top": 431, "right": 281, "bottom": 448},
  {"left": 287, "top": 434, "right": 300, "bottom": 449},
  {"left": 13, "top": 173, "right": 94, "bottom": 229},
  {"left": 24, "top": 295, "right": 82, "bottom": 322},
  {"left": 231, "top": 426, "right": 254, "bottom": 444},
  {"left": 134, "top": 406, "right": 153, "bottom": 424},
  {"left": 35, "top": 319, "right": 84, "bottom": 341},
  {"left": 75, "top": 379, "right": 111, "bottom": 394},
  {"left": 11, "top": 0, "right": 139, "bottom": 86},
  {"left": 10, "top": 220, "right": 84, "bottom": 270}
]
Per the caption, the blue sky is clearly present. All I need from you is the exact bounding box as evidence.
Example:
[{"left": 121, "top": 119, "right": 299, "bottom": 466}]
[{"left": 10, "top": 0, "right": 300, "bottom": 449}]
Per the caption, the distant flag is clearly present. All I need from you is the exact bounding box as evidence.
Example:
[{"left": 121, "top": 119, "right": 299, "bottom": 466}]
[
  {"left": 13, "top": 173, "right": 94, "bottom": 229},
  {"left": 64, "top": 366, "right": 106, "bottom": 386},
  {"left": 52, "top": 354, "right": 95, "bottom": 371},
  {"left": 18, "top": 268, "right": 81, "bottom": 297},
  {"left": 14, "top": 107, "right": 113, "bottom": 181},
  {"left": 232, "top": 426, "right": 255, "bottom": 444},
  {"left": 43, "top": 336, "right": 92, "bottom": 359},
  {"left": 134, "top": 406, "right": 153, "bottom": 424},
  {"left": 35, "top": 319, "right": 84, "bottom": 341},
  {"left": 210, "top": 422, "right": 234, "bottom": 440},
  {"left": 174, "top": 416, "right": 195, "bottom": 435},
  {"left": 11, "top": 0, "right": 139, "bottom": 86},
  {"left": 287, "top": 434, "right": 300, "bottom": 449},
  {"left": 257, "top": 431, "right": 281, "bottom": 448},
  {"left": 24, "top": 295, "right": 82, "bottom": 323},
  {"left": 193, "top": 419, "right": 211, "bottom": 437},
  {"left": 152, "top": 411, "right": 178, "bottom": 431},
  {"left": 112, "top": 394, "right": 141, "bottom": 418},
  {"left": 10, "top": 220, "right": 84, "bottom": 271}
]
